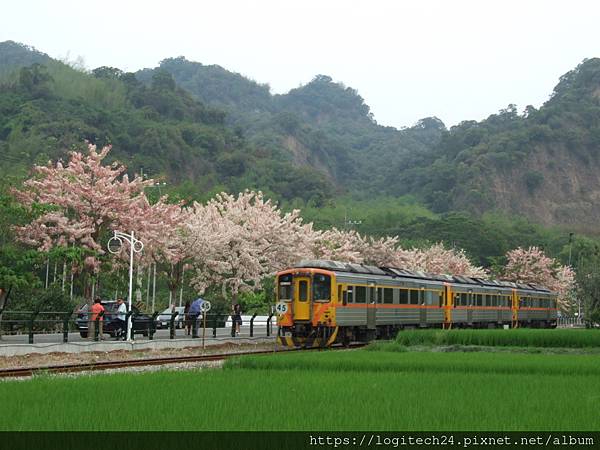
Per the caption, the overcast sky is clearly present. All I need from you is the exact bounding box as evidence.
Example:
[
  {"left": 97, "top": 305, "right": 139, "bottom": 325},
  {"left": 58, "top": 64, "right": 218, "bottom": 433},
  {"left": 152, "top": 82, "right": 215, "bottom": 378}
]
[{"left": 2, "top": 0, "right": 598, "bottom": 128}]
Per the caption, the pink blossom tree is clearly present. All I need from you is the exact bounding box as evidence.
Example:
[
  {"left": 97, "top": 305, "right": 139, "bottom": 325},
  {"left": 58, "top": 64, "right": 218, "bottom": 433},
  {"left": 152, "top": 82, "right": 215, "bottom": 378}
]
[
  {"left": 310, "top": 228, "right": 364, "bottom": 263},
  {"left": 310, "top": 228, "right": 486, "bottom": 277},
  {"left": 186, "top": 191, "right": 314, "bottom": 304},
  {"left": 502, "top": 246, "right": 575, "bottom": 309},
  {"left": 14, "top": 143, "right": 157, "bottom": 299},
  {"left": 116, "top": 193, "right": 190, "bottom": 306},
  {"left": 399, "top": 244, "right": 488, "bottom": 278}
]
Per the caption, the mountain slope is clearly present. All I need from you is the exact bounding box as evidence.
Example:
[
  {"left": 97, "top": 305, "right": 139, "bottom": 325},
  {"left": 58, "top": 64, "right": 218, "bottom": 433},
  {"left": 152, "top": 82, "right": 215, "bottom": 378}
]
[
  {"left": 387, "top": 58, "right": 600, "bottom": 231},
  {"left": 4, "top": 42, "right": 600, "bottom": 231},
  {"left": 136, "top": 58, "right": 446, "bottom": 194},
  {"left": 0, "top": 44, "right": 334, "bottom": 204}
]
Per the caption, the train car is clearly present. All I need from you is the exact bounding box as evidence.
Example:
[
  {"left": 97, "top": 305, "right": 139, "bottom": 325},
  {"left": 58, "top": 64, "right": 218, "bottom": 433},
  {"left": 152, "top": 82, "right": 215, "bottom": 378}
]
[{"left": 275, "top": 260, "right": 558, "bottom": 348}]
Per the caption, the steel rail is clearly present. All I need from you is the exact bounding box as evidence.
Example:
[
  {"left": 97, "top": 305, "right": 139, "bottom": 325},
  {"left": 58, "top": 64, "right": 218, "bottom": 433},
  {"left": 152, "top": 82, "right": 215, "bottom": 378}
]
[{"left": 0, "top": 343, "right": 366, "bottom": 379}]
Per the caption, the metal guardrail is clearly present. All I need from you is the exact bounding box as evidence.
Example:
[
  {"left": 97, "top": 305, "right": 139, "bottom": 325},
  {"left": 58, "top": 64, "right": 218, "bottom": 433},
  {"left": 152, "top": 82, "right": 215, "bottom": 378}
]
[
  {"left": 0, "top": 309, "right": 276, "bottom": 344},
  {"left": 557, "top": 316, "right": 585, "bottom": 327}
]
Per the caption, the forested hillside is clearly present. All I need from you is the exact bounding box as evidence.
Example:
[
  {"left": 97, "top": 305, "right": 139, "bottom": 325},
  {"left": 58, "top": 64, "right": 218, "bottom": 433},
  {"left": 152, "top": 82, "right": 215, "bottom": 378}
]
[
  {"left": 3, "top": 41, "right": 600, "bottom": 236},
  {"left": 0, "top": 42, "right": 333, "bottom": 204},
  {"left": 137, "top": 58, "right": 446, "bottom": 193},
  {"left": 385, "top": 58, "right": 600, "bottom": 231}
]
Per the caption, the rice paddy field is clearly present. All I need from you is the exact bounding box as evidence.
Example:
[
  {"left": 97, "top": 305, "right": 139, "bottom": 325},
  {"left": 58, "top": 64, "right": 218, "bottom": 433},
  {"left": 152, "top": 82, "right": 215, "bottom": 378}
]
[
  {"left": 2, "top": 329, "right": 600, "bottom": 431},
  {"left": 393, "top": 328, "right": 600, "bottom": 348}
]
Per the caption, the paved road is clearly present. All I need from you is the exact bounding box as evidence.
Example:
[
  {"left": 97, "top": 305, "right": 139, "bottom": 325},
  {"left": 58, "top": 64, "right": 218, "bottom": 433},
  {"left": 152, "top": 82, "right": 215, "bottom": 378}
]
[{"left": 0, "top": 324, "right": 276, "bottom": 345}]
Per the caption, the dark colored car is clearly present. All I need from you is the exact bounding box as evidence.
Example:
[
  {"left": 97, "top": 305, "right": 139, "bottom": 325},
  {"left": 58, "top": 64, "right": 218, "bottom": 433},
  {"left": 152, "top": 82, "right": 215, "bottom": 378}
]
[{"left": 75, "top": 301, "right": 153, "bottom": 338}]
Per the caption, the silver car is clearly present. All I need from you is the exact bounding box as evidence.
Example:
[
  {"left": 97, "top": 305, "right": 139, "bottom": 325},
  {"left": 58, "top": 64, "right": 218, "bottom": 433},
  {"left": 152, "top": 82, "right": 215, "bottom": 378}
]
[{"left": 156, "top": 306, "right": 187, "bottom": 329}]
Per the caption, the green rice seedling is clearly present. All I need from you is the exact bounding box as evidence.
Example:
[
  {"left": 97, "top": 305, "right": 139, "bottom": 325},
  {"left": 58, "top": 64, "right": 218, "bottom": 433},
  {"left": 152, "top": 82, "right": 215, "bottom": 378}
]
[
  {"left": 225, "top": 349, "right": 600, "bottom": 377},
  {"left": 1, "top": 365, "right": 599, "bottom": 430},
  {"left": 394, "top": 328, "right": 600, "bottom": 348}
]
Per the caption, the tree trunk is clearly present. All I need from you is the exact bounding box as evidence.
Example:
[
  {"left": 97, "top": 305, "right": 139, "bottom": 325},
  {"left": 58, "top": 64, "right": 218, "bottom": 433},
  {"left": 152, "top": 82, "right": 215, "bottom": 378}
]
[
  {"left": 152, "top": 263, "right": 156, "bottom": 313},
  {"left": 136, "top": 263, "right": 142, "bottom": 306},
  {"left": 0, "top": 287, "right": 11, "bottom": 341},
  {"left": 61, "top": 261, "right": 66, "bottom": 292},
  {"left": 166, "top": 262, "right": 183, "bottom": 308}
]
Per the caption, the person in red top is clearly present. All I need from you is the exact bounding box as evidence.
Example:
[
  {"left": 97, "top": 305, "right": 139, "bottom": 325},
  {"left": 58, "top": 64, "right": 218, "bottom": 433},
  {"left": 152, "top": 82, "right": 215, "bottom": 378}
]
[{"left": 90, "top": 298, "right": 105, "bottom": 340}]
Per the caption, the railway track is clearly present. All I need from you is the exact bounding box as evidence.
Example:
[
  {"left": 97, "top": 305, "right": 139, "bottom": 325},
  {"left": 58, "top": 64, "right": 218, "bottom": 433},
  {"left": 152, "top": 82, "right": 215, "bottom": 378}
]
[{"left": 0, "top": 343, "right": 365, "bottom": 379}]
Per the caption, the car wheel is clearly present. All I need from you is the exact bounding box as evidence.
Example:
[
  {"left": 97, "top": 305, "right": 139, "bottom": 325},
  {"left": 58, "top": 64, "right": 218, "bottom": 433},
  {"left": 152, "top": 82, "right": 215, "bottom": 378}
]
[{"left": 80, "top": 331, "right": 88, "bottom": 338}]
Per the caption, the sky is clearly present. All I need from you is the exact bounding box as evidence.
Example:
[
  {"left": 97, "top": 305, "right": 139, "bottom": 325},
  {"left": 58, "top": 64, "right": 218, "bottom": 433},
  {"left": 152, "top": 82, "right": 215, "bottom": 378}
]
[{"left": 2, "top": 0, "right": 599, "bottom": 128}]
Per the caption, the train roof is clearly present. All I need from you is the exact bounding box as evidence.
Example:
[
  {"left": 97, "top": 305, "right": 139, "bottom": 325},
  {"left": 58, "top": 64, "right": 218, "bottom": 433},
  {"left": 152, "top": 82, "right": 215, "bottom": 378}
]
[{"left": 293, "top": 260, "right": 553, "bottom": 294}]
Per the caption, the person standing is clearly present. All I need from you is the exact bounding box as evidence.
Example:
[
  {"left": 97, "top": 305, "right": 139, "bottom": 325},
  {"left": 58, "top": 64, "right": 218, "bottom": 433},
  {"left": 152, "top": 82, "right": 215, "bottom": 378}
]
[
  {"left": 90, "top": 298, "right": 105, "bottom": 340},
  {"left": 184, "top": 301, "right": 191, "bottom": 336},
  {"left": 188, "top": 298, "right": 204, "bottom": 338},
  {"left": 232, "top": 303, "right": 242, "bottom": 336},
  {"left": 115, "top": 298, "right": 127, "bottom": 340}
]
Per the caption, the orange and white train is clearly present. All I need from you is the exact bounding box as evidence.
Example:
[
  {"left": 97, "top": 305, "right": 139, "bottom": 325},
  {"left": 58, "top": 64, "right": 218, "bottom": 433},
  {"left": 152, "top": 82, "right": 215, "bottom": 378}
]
[{"left": 275, "top": 260, "right": 558, "bottom": 348}]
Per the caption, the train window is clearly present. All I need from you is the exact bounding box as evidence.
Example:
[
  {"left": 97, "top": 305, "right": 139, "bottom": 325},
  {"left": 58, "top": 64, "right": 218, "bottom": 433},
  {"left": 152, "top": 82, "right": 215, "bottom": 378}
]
[
  {"left": 409, "top": 290, "right": 419, "bottom": 305},
  {"left": 384, "top": 288, "right": 393, "bottom": 304},
  {"left": 347, "top": 287, "right": 354, "bottom": 303},
  {"left": 424, "top": 291, "right": 435, "bottom": 305},
  {"left": 438, "top": 292, "right": 444, "bottom": 307},
  {"left": 491, "top": 295, "right": 497, "bottom": 307},
  {"left": 460, "top": 293, "right": 468, "bottom": 307},
  {"left": 299, "top": 280, "right": 308, "bottom": 302},
  {"left": 477, "top": 295, "right": 483, "bottom": 307},
  {"left": 338, "top": 285, "right": 342, "bottom": 304},
  {"left": 355, "top": 286, "right": 366, "bottom": 304},
  {"left": 313, "top": 274, "right": 331, "bottom": 302},
  {"left": 377, "top": 287, "right": 383, "bottom": 304},
  {"left": 278, "top": 275, "right": 292, "bottom": 301},
  {"left": 399, "top": 289, "right": 408, "bottom": 304}
]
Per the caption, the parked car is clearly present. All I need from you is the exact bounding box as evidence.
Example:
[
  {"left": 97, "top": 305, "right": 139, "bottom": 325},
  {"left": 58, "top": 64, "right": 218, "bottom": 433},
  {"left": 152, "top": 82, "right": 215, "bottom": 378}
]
[
  {"left": 156, "top": 306, "right": 189, "bottom": 329},
  {"left": 75, "top": 301, "right": 153, "bottom": 338}
]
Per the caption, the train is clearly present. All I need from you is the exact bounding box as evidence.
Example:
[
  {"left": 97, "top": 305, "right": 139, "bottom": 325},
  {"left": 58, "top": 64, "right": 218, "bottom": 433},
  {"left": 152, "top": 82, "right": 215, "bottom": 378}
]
[{"left": 275, "top": 260, "right": 558, "bottom": 348}]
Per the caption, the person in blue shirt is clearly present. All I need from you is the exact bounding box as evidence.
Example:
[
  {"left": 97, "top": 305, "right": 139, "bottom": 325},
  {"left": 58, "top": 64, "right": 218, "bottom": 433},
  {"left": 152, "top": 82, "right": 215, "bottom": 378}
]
[{"left": 188, "top": 298, "right": 204, "bottom": 338}]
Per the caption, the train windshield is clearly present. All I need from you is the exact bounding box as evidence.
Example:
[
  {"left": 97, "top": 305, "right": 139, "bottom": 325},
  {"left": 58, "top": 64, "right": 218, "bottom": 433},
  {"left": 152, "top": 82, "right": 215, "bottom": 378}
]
[
  {"left": 313, "top": 274, "right": 331, "bottom": 302},
  {"left": 278, "top": 274, "right": 293, "bottom": 301}
]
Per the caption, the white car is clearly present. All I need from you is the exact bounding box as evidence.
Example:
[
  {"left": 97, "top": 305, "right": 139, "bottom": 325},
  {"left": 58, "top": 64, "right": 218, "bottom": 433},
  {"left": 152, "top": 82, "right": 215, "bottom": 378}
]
[{"left": 156, "top": 306, "right": 188, "bottom": 329}]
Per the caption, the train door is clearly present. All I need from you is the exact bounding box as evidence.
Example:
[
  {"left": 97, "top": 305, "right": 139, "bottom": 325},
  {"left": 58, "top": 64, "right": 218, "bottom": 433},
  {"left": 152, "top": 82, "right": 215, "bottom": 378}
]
[
  {"left": 367, "top": 282, "right": 376, "bottom": 330},
  {"left": 443, "top": 284, "right": 452, "bottom": 328},
  {"left": 294, "top": 276, "right": 311, "bottom": 321}
]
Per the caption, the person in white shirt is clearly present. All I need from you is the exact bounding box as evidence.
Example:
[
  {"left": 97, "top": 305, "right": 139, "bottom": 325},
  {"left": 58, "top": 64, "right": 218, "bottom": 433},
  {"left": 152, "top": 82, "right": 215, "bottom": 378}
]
[{"left": 116, "top": 298, "right": 128, "bottom": 340}]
